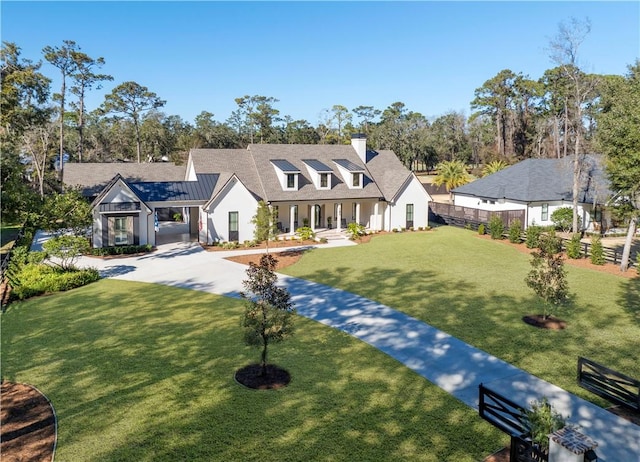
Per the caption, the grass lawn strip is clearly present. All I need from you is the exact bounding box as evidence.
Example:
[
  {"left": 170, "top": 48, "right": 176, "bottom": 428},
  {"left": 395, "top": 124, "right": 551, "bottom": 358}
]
[
  {"left": 1, "top": 279, "right": 505, "bottom": 461},
  {"left": 281, "top": 226, "right": 640, "bottom": 406}
]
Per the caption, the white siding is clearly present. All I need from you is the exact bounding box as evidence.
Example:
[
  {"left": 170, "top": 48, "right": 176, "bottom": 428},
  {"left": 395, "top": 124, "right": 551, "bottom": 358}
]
[
  {"left": 389, "top": 177, "right": 430, "bottom": 230},
  {"left": 205, "top": 177, "right": 258, "bottom": 243}
]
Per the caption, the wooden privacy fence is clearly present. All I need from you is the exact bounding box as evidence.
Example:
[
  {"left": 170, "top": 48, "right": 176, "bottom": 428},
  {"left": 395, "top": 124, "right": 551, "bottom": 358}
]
[{"left": 429, "top": 202, "right": 525, "bottom": 230}]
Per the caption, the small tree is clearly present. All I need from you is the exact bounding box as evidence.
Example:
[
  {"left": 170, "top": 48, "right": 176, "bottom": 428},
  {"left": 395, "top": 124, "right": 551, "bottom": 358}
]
[
  {"left": 525, "top": 225, "right": 543, "bottom": 249},
  {"left": 566, "top": 233, "right": 583, "bottom": 259},
  {"left": 241, "top": 254, "right": 295, "bottom": 376},
  {"left": 551, "top": 207, "right": 581, "bottom": 233},
  {"left": 37, "top": 189, "right": 92, "bottom": 236},
  {"left": 590, "top": 235, "right": 605, "bottom": 265},
  {"left": 488, "top": 214, "right": 504, "bottom": 240},
  {"left": 508, "top": 219, "right": 522, "bottom": 243},
  {"left": 43, "top": 235, "right": 90, "bottom": 270},
  {"left": 525, "top": 232, "right": 569, "bottom": 319},
  {"left": 251, "top": 200, "right": 278, "bottom": 253}
]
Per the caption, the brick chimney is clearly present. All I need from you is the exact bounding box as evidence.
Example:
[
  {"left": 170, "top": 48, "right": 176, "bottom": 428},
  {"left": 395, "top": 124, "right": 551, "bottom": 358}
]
[{"left": 351, "top": 133, "right": 367, "bottom": 163}]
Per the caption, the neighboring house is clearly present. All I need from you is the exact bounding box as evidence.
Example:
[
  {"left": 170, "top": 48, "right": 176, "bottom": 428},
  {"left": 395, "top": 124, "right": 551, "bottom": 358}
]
[
  {"left": 451, "top": 155, "right": 613, "bottom": 231},
  {"left": 64, "top": 135, "right": 432, "bottom": 248}
]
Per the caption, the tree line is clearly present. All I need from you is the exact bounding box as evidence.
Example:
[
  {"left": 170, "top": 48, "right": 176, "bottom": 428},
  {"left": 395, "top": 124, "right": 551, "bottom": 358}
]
[{"left": 1, "top": 16, "right": 638, "bottom": 249}]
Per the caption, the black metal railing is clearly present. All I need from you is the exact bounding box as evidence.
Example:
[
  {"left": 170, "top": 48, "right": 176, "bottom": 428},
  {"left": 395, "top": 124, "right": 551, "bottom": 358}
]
[{"left": 578, "top": 357, "right": 640, "bottom": 412}]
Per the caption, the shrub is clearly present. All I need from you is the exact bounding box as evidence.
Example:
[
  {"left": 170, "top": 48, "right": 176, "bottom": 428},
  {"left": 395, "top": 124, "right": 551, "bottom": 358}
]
[
  {"left": 43, "top": 235, "right": 91, "bottom": 269},
  {"left": 590, "top": 235, "right": 605, "bottom": 265},
  {"left": 508, "top": 219, "right": 522, "bottom": 243},
  {"left": 526, "top": 225, "right": 543, "bottom": 249},
  {"left": 477, "top": 223, "right": 485, "bottom": 235},
  {"left": 295, "top": 226, "right": 315, "bottom": 241},
  {"left": 566, "top": 233, "right": 583, "bottom": 259},
  {"left": 89, "top": 244, "right": 153, "bottom": 256},
  {"left": 488, "top": 215, "right": 504, "bottom": 240},
  {"left": 551, "top": 207, "right": 581, "bottom": 232},
  {"left": 9, "top": 263, "right": 100, "bottom": 301},
  {"left": 222, "top": 241, "right": 239, "bottom": 250},
  {"left": 522, "top": 397, "right": 566, "bottom": 452},
  {"left": 346, "top": 222, "right": 366, "bottom": 240}
]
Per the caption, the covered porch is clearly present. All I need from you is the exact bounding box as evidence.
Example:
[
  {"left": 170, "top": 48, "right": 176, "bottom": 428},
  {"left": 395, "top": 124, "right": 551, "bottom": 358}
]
[{"left": 271, "top": 199, "right": 387, "bottom": 235}]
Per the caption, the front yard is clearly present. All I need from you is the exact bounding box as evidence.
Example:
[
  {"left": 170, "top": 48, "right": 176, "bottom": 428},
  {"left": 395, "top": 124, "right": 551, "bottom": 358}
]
[
  {"left": 1, "top": 279, "right": 505, "bottom": 461},
  {"left": 281, "top": 226, "right": 640, "bottom": 405}
]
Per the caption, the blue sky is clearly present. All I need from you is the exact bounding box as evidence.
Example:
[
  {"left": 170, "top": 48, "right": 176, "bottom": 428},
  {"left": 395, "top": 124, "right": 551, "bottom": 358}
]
[{"left": 2, "top": 1, "right": 639, "bottom": 126}]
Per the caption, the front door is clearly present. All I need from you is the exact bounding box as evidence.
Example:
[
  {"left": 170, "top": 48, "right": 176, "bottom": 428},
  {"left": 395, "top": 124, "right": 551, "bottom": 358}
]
[
  {"left": 229, "top": 211, "right": 239, "bottom": 241},
  {"left": 314, "top": 205, "right": 322, "bottom": 228}
]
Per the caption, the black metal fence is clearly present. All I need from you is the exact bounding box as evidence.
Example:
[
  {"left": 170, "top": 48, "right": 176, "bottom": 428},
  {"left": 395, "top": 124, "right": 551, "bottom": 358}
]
[
  {"left": 578, "top": 357, "right": 640, "bottom": 412},
  {"left": 478, "top": 384, "right": 548, "bottom": 462}
]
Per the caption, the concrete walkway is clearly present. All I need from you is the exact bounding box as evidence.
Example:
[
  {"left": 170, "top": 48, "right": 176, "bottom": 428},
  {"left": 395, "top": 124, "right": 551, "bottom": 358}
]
[{"left": 73, "top": 239, "right": 638, "bottom": 461}]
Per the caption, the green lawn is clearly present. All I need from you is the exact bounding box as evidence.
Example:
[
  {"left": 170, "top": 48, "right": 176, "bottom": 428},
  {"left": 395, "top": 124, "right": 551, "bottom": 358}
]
[
  {"left": 281, "top": 226, "right": 640, "bottom": 405},
  {"left": 1, "top": 279, "right": 505, "bottom": 461}
]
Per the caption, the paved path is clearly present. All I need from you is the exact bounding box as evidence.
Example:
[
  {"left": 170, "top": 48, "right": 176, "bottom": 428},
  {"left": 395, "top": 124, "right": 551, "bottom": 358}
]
[{"left": 73, "top": 239, "right": 638, "bottom": 461}]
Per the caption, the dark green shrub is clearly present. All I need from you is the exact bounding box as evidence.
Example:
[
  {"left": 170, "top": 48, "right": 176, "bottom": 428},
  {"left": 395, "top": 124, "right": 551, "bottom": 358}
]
[
  {"left": 508, "top": 219, "right": 522, "bottom": 243},
  {"left": 526, "top": 226, "right": 543, "bottom": 249},
  {"left": 9, "top": 263, "right": 100, "bottom": 301},
  {"left": 590, "top": 235, "right": 605, "bottom": 265},
  {"left": 488, "top": 215, "right": 504, "bottom": 240},
  {"left": 89, "top": 244, "right": 153, "bottom": 256},
  {"left": 566, "top": 233, "right": 583, "bottom": 259}
]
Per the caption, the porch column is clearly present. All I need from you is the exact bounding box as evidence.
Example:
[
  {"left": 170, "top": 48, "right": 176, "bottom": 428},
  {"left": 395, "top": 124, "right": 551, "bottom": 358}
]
[
  {"left": 374, "top": 202, "right": 379, "bottom": 231},
  {"left": 336, "top": 203, "right": 342, "bottom": 231},
  {"left": 310, "top": 205, "right": 316, "bottom": 231},
  {"left": 289, "top": 205, "right": 296, "bottom": 235},
  {"left": 355, "top": 202, "right": 361, "bottom": 225}
]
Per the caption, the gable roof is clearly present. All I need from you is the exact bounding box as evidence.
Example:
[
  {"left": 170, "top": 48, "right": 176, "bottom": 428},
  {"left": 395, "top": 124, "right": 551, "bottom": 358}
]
[
  {"left": 64, "top": 162, "right": 187, "bottom": 197},
  {"left": 452, "top": 155, "right": 613, "bottom": 204},
  {"left": 90, "top": 173, "right": 152, "bottom": 213}
]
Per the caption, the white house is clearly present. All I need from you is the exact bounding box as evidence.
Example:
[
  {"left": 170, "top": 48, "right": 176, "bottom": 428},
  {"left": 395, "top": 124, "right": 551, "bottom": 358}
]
[
  {"left": 64, "top": 135, "right": 432, "bottom": 247},
  {"left": 451, "top": 155, "right": 613, "bottom": 231}
]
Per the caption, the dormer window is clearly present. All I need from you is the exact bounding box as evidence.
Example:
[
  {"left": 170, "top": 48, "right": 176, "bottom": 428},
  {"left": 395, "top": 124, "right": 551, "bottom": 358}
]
[
  {"left": 320, "top": 173, "right": 328, "bottom": 188},
  {"left": 352, "top": 173, "right": 360, "bottom": 187},
  {"left": 271, "top": 159, "right": 300, "bottom": 191},
  {"left": 302, "top": 159, "right": 332, "bottom": 190},
  {"left": 333, "top": 159, "right": 365, "bottom": 190}
]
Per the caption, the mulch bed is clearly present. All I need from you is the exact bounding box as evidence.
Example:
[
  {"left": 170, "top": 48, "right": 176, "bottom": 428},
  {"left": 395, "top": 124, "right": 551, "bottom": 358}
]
[
  {"left": 234, "top": 364, "right": 291, "bottom": 390},
  {"left": 522, "top": 314, "right": 567, "bottom": 330},
  {"left": 1, "top": 381, "right": 56, "bottom": 462}
]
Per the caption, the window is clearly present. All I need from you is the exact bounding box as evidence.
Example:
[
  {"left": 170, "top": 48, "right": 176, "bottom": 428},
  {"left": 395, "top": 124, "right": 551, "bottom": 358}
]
[
  {"left": 541, "top": 203, "right": 549, "bottom": 221},
  {"left": 406, "top": 204, "right": 414, "bottom": 221},
  {"left": 286, "top": 174, "right": 295, "bottom": 189},
  {"left": 114, "top": 217, "right": 128, "bottom": 245},
  {"left": 352, "top": 173, "right": 360, "bottom": 187},
  {"left": 320, "top": 173, "right": 328, "bottom": 188}
]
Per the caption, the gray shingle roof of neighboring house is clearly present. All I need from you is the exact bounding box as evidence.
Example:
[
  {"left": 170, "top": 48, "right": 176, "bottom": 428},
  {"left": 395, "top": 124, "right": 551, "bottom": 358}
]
[
  {"left": 452, "top": 155, "right": 613, "bottom": 204},
  {"left": 248, "top": 144, "right": 384, "bottom": 202},
  {"left": 129, "top": 174, "right": 218, "bottom": 203},
  {"left": 63, "top": 162, "right": 187, "bottom": 197}
]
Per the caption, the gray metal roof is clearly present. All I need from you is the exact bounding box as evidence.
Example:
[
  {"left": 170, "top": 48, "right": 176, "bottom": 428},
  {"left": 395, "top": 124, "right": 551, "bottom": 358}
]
[
  {"left": 271, "top": 159, "right": 300, "bottom": 172},
  {"left": 333, "top": 159, "right": 365, "bottom": 172},
  {"left": 64, "top": 162, "right": 187, "bottom": 197},
  {"left": 452, "top": 155, "right": 612, "bottom": 204},
  {"left": 129, "top": 174, "right": 218, "bottom": 202},
  {"left": 302, "top": 159, "right": 333, "bottom": 172}
]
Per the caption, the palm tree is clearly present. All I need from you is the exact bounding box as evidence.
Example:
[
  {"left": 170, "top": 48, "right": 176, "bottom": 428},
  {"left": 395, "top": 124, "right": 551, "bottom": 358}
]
[
  {"left": 482, "top": 160, "right": 509, "bottom": 177},
  {"left": 433, "top": 160, "right": 471, "bottom": 202}
]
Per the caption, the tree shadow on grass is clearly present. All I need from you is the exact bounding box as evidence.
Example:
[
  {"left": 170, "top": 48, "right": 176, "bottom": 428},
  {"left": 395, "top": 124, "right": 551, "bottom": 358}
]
[{"left": 618, "top": 275, "right": 640, "bottom": 325}]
